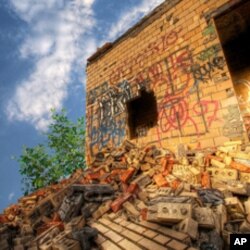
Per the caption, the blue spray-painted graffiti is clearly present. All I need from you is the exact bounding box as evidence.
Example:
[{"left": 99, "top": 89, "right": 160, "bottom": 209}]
[
  {"left": 89, "top": 118, "right": 126, "bottom": 156},
  {"left": 99, "top": 80, "right": 132, "bottom": 120},
  {"left": 87, "top": 80, "right": 132, "bottom": 156}
]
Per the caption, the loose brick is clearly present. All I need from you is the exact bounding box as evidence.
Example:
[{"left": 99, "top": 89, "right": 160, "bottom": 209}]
[
  {"left": 156, "top": 227, "right": 189, "bottom": 241},
  {"left": 114, "top": 217, "right": 123, "bottom": 224},
  {"left": 119, "top": 239, "right": 142, "bottom": 250},
  {"left": 138, "top": 220, "right": 161, "bottom": 230},
  {"left": 141, "top": 229, "right": 157, "bottom": 238},
  {"left": 104, "top": 230, "right": 123, "bottom": 243},
  {"left": 123, "top": 201, "right": 140, "bottom": 217},
  {"left": 98, "top": 217, "right": 112, "bottom": 226},
  {"left": 118, "top": 218, "right": 130, "bottom": 227},
  {"left": 138, "top": 238, "right": 167, "bottom": 250},
  {"left": 90, "top": 222, "right": 110, "bottom": 234},
  {"left": 102, "top": 221, "right": 124, "bottom": 233},
  {"left": 111, "top": 193, "right": 132, "bottom": 213},
  {"left": 101, "top": 240, "right": 123, "bottom": 250},
  {"left": 126, "top": 223, "right": 147, "bottom": 234},
  {"left": 167, "top": 239, "right": 188, "bottom": 250},
  {"left": 154, "top": 234, "right": 171, "bottom": 245},
  {"left": 120, "top": 229, "right": 143, "bottom": 242}
]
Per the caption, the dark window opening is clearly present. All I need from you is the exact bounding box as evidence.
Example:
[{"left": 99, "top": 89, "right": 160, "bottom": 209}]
[
  {"left": 214, "top": 1, "right": 250, "bottom": 72},
  {"left": 126, "top": 90, "right": 158, "bottom": 139},
  {"left": 214, "top": 1, "right": 250, "bottom": 139}
]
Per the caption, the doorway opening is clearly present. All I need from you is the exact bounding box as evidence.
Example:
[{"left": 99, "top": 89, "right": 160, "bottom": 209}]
[{"left": 214, "top": 0, "right": 250, "bottom": 138}]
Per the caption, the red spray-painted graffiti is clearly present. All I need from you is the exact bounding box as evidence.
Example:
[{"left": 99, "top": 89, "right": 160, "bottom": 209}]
[
  {"left": 193, "top": 100, "right": 220, "bottom": 127},
  {"left": 156, "top": 46, "right": 220, "bottom": 145},
  {"left": 132, "top": 61, "right": 166, "bottom": 90},
  {"left": 158, "top": 99, "right": 220, "bottom": 137},
  {"left": 158, "top": 99, "right": 198, "bottom": 135},
  {"left": 109, "top": 28, "right": 182, "bottom": 85}
]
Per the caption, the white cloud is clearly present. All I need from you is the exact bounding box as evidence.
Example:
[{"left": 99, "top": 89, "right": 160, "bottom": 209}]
[
  {"left": 20, "top": 35, "right": 54, "bottom": 58},
  {"left": 8, "top": 192, "right": 15, "bottom": 201},
  {"left": 7, "top": 0, "right": 165, "bottom": 131},
  {"left": 7, "top": 0, "right": 96, "bottom": 131},
  {"left": 81, "top": 0, "right": 95, "bottom": 7},
  {"left": 9, "top": 0, "right": 64, "bottom": 22},
  {"left": 107, "top": 0, "right": 164, "bottom": 41}
]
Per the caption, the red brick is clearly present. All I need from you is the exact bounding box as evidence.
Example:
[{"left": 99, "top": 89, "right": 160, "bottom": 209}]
[
  {"left": 153, "top": 174, "right": 168, "bottom": 187},
  {"left": 120, "top": 167, "right": 136, "bottom": 183},
  {"left": 111, "top": 193, "right": 132, "bottom": 213}
]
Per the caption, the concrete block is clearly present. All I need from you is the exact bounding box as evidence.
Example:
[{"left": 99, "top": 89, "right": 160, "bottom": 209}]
[
  {"left": 240, "top": 172, "right": 250, "bottom": 183},
  {"left": 193, "top": 207, "right": 215, "bottom": 228},
  {"left": 211, "top": 159, "right": 226, "bottom": 168},
  {"left": 157, "top": 203, "right": 192, "bottom": 223},
  {"left": 207, "top": 167, "right": 238, "bottom": 181},
  {"left": 175, "top": 218, "right": 198, "bottom": 239},
  {"left": 225, "top": 197, "right": 245, "bottom": 214}
]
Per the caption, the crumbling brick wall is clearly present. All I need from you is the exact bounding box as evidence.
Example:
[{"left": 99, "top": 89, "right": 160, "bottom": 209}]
[{"left": 86, "top": 0, "right": 249, "bottom": 163}]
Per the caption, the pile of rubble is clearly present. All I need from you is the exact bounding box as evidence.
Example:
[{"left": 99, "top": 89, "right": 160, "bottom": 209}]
[{"left": 1, "top": 140, "right": 250, "bottom": 250}]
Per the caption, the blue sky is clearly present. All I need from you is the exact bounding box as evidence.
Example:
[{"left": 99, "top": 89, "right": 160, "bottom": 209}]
[{"left": 0, "top": 0, "right": 164, "bottom": 211}]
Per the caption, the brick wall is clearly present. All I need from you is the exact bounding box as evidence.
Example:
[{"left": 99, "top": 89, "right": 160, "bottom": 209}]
[{"left": 85, "top": 0, "right": 249, "bottom": 163}]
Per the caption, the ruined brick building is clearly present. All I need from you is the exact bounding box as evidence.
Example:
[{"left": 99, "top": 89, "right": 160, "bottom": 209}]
[
  {"left": 2, "top": 1, "right": 250, "bottom": 249},
  {"left": 86, "top": 0, "right": 250, "bottom": 163}
]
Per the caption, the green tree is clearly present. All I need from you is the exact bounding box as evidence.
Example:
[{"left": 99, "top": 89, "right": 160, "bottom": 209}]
[{"left": 17, "top": 109, "right": 86, "bottom": 194}]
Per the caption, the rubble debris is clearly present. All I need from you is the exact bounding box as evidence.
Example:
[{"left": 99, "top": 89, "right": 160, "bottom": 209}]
[{"left": 1, "top": 139, "right": 250, "bottom": 249}]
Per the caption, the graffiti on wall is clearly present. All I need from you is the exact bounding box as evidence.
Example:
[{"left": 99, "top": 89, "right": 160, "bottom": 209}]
[
  {"left": 133, "top": 61, "right": 166, "bottom": 90},
  {"left": 158, "top": 99, "right": 219, "bottom": 137},
  {"left": 191, "top": 56, "right": 226, "bottom": 85},
  {"left": 86, "top": 17, "right": 233, "bottom": 156},
  {"left": 196, "top": 44, "right": 221, "bottom": 61},
  {"left": 87, "top": 80, "right": 133, "bottom": 156},
  {"left": 98, "top": 80, "right": 132, "bottom": 121},
  {"left": 110, "top": 28, "right": 182, "bottom": 84},
  {"left": 156, "top": 46, "right": 220, "bottom": 143},
  {"left": 87, "top": 82, "right": 109, "bottom": 105},
  {"left": 202, "top": 24, "right": 217, "bottom": 44},
  {"left": 89, "top": 118, "right": 126, "bottom": 156},
  {"left": 87, "top": 46, "right": 223, "bottom": 154},
  {"left": 87, "top": 104, "right": 126, "bottom": 156}
]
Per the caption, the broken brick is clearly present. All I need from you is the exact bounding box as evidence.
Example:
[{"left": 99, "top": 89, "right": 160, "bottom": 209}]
[
  {"left": 230, "top": 161, "right": 250, "bottom": 173},
  {"left": 127, "top": 183, "right": 138, "bottom": 194},
  {"left": 120, "top": 167, "right": 136, "bottom": 183},
  {"left": 111, "top": 193, "right": 132, "bottom": 213},
  {"left": 153, "top": 174, "right": 168, "bottom": 187},
  {"left": 201, "top": 171, "right": 211, "bottom": 188}
]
